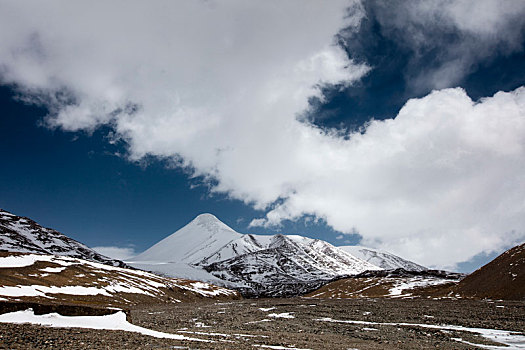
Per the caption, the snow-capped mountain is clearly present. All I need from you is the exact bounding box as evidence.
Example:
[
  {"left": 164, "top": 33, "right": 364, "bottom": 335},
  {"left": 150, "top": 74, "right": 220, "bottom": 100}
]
[
  {"left": 0, "top": 209, "right": 126, "bottom": 267},
  {"left": 135, "top": 213, "right": 245, "bottom": 265},
  {"left": 131, "top": 214, "right": 387, "bottom": 297},
  {"left": 338, "top": 245, "right": 426, "bottom": 271},
  {"left": 203, "top": 234, "right": 383, "bottom": 297}
]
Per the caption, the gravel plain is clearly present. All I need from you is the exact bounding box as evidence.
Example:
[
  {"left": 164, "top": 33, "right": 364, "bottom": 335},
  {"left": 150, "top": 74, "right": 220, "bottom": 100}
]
[{"left": 0, "top": 297, "right": 524, "bottom": 349}]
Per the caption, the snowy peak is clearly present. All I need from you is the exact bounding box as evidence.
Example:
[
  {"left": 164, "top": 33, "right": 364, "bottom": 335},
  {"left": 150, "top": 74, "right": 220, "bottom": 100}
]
[
  {"left": 190, "top": 213, "right": 237, "bottom": 234},
  {"left": 268, "top": 234, "right": 289, "bottom": 248},
  {"left": 133, "top": 213, "right": 242, "bottom": 264},
  {"left": 0, "top": 208, "right": 126, "bottom": 268},
  {"left": 338, "top": 246, "right": 426, "bottom": 271}
]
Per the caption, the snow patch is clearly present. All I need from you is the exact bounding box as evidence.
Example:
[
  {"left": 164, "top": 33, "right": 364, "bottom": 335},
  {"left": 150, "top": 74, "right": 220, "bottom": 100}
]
[
  {"left": 0, "top": 309, "right": 208, "bottom": 342},
  {"left": 40, "top": 267, "right": 66, "bottom": 273},
  {"left": 0, "top": 254, "right": 57, "bottom": 268},
  {"left": 259, "top": 307, "right": 276, "bottom": 312},
  {"left": 316, "top": 318, "right": 525, "bottom": 349},
  {"left": 253, "top": 345, "right": 311, "bottom": 350},
  {"left": 389, "top": 277, "right": 457, "bottom": 296},
  {"left": 267, "top": 313, "right": 295, "bottom": 319},
  {"left": 0, "top": 285, "right": 112, "bottom": 297}
]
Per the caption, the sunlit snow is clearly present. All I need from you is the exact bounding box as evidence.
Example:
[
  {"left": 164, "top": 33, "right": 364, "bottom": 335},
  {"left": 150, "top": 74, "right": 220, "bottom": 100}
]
[{"left": 0, "top": 309, "right": 208, "bottom": 342}]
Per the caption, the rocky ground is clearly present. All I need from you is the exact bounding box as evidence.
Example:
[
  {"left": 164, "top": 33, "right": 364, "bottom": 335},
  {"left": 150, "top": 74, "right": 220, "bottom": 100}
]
[{"left": 0, "top": 297, "right": 524, "bottom": 349}]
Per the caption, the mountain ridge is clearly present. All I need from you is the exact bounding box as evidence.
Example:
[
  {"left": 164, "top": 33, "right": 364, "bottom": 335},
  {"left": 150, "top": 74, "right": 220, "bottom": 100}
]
[
  {"left": 338, "top": 245, "right": 426, "bottom": 271},
  {"left": 0, "top": 209, "right": 127, "bottom": 268}
]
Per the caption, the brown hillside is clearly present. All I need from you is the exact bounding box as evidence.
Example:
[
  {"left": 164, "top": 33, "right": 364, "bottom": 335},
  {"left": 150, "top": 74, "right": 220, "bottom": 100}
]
[
  {"left": 453, "top": 243, "right": 525, "bottom": 300},
  {"left": 305, "top": 270, "right": 462, "bottom": 299},
  {"left": 0, "top": 252, "right": 240, "bottom": 310}
]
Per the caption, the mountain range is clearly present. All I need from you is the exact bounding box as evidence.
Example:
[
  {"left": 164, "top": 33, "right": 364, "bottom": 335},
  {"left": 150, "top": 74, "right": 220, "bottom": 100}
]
[
  {"left": 1, "top": 208, "right": 523, "bottom": 300},
  {"left": 130, "top": 213, "right": 425, "bottom": 297},
  {"left": 0, "top": 209, "right": 239, "bottom": 311}
]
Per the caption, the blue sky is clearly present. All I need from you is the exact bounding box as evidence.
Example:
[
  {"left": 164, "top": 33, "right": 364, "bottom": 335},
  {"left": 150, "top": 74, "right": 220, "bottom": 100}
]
[{"left": 0, "top": 1, "right": 524, "bottom": 271}]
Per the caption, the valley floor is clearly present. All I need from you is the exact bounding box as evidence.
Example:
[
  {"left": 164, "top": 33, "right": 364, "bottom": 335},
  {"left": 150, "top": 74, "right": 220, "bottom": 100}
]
[{"left": 0, "top": 298, "right": 524, "bottom": 349}]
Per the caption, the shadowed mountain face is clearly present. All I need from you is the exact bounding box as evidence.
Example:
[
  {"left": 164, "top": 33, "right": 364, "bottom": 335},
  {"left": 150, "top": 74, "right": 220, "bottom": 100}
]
[
  {"left": 131, "top": 214, "right": 426, "bottom": 297},
  {"left": 452, "top": 243, "right": 525, "bottom": 300},
  {"left": 0, "top": 209, "right": 126, "bottom": 268}
]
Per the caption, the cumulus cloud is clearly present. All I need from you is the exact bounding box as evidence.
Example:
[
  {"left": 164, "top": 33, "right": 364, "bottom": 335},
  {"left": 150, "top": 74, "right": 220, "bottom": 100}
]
[
  {"left": 254, "top": 87, "right": 525, "bottom": 269},
  {"left": 0, "top": 1, "right": 524, "bottom": 269},
  {"left": 92, "top": 246, "right": 137, "bottom": 261}
]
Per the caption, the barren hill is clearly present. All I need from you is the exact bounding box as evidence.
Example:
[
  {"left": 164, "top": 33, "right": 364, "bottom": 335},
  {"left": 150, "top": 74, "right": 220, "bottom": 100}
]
[
  {"left": 0, "top": 251, "right": 239, "bottom": 310},
  {"left": 452, "top": 243, "right": 525, "bottom": 300}
]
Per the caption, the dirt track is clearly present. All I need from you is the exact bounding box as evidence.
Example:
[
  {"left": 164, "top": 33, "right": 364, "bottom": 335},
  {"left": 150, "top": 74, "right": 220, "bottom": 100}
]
[{"left": 0, "top": 298, "right": 524, "bottom": 349}]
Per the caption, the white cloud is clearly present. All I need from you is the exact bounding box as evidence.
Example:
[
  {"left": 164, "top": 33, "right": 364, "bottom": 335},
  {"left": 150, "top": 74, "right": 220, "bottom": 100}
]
[
  {"left": 0, "top": 1, "right": 524, "bottom": 269},
  {"left": 92, "top": 246, "right": 137, "bottom": 261},
  {"left": 253, "top": 87, "right": 525, "bottom": 269}
]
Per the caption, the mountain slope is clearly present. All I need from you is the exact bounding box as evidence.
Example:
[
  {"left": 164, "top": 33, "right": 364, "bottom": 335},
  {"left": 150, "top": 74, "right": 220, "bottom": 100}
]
[
  {"left": 204, "top": 235, "right": 381, "bottom": 297},
  {"left": 0, "top": 251, "right": 239, "bottom": 309},
  {"left": 338, "top": 245, "right": 426, "bottom": 271},
  {"left": 452, "top": 242, "right": 525, "bottom": 300},
  {"left": 135, "top": 214, "right": 243, "bottom": 265},
  {"left": 0, "top": 209, "right": 126, "bottom": 268},
  {"left": 305, "top": 269, "right": 463, "bottom": 299},
  {"left": 131, "top": 214, "right": 383, "bottom": 297}
]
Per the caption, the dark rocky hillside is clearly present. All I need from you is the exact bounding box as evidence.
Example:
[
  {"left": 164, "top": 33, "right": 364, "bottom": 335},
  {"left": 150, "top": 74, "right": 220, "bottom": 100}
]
[{"left": 0, "top": 209, "right": 127, "bottom": 267}]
